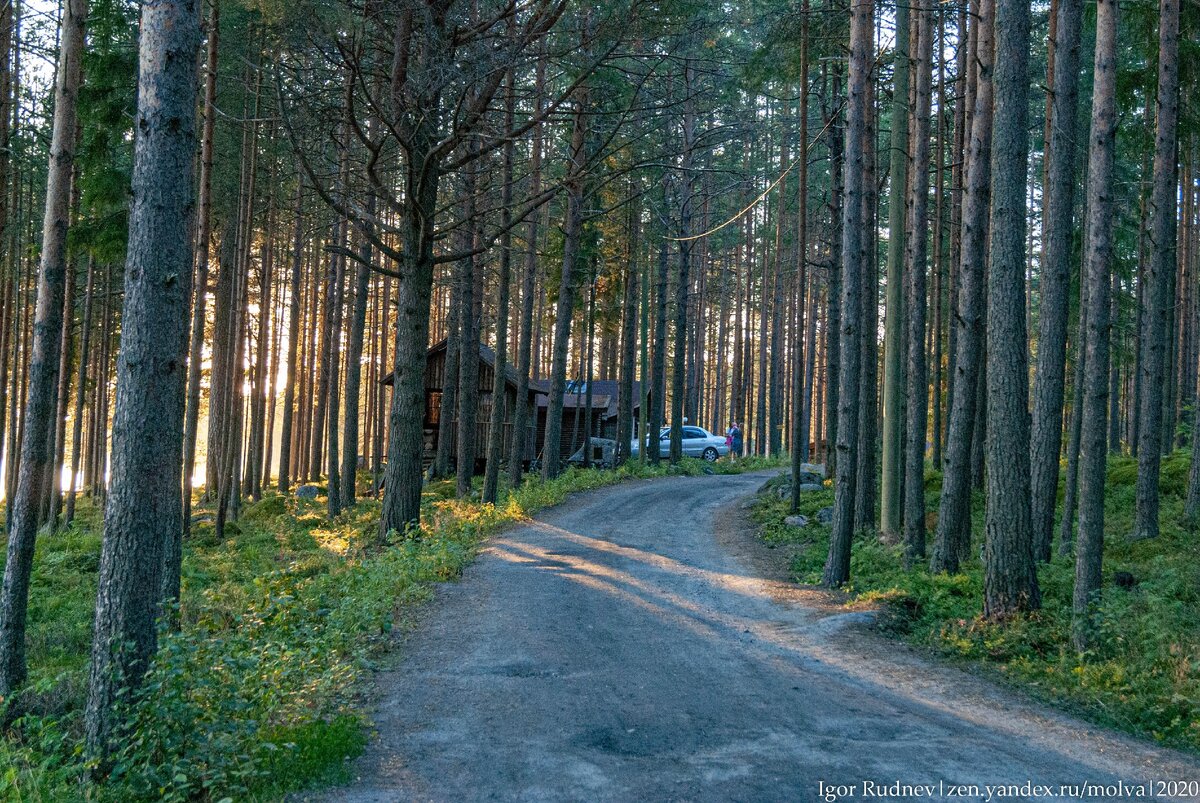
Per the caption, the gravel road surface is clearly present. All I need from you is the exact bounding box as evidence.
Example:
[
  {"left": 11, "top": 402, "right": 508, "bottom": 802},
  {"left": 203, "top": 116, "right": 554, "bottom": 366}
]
[{"left": 313, "top": 471, "right": 1200, "bottom": 802}]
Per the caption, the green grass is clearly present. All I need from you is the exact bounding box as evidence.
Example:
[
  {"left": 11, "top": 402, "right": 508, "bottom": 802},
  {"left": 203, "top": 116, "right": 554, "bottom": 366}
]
[
  {"left": 752, "top": 451, "right": 1200, "bottom": 753},
  {"left": 0, "top": 455, "right": 779, "bottom": 801}
]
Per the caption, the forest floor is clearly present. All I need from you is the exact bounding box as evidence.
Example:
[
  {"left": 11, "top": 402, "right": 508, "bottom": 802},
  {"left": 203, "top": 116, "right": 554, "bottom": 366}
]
[{"left": 303, "top": 471, "right": 1199, "bottom": 803}]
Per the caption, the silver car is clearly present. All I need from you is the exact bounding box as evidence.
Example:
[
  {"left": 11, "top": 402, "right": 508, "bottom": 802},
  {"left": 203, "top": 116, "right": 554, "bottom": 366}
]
[{"left": 632, "top": 426, "right": 730, "bottom": 461}]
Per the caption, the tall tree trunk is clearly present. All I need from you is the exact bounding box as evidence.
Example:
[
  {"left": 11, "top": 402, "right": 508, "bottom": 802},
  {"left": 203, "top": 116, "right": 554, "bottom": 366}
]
[
  {"left": 326, "top": 216, "right": 346, "bottom": 517},
  {"left": 824, "top": 66, "right": 843, "bottom": 473},
  {"left": 648, "top": 210, "right": 669, "bottom": 466},
  {"left": 881, "top": 0, "right": 910, "bottom": 539},
  {"left": 1073, "top": 0, "right": 1117, "bottom": 649},
  {"left": 378, "top": 132, "right": 440, "bottom": 536},
  {"left": 433, "top": 269, "right": 460, "bottom": 480},
  {"left": 617, "top": 194, "right": 640, "bottom": 467},
  {"left": 790, "top": 0, "right": 811, "bottom": 511},
  {"left": 822, "top": 0, "right": 869, "bottom": 587},
  {"left": 84, "top": 0, "right": 199, "bottom": 762},
  {"left": 455, "top": 163, "right": 482, "bottom": 497},
  {"left": 1060, "top": 266, "right": 1088, "bottom": 554},
  {"left": 983, "top": 0, "right": 1039, "bottom": 618},
  {"left": 342, "top": 205, "right": 374, "bottom": 509},
  {"left": 0, "top": 0, "right": 86, "bottom": 699},
  {"left": 543, "top": 90, "right": 588, "bottom": 480},
  {"left": 182, "top": 0, "right": 217, "bottom": 526},
  {"left": 0, "top": 0, "right": 14, "bottom": 511},
  {"left": 278, "top": 170, "right": 304, "bottom": 491},
  {"left": 247, "top": 182, "right": 276, "bottom": 501},
  {"left": 1133, "top": 0, "right": 1181, "bottom": 541},
  {"left": 902, "top": 0, "right": 932, "bottom": 566},
  {"left": 855, "top": 40, "right": 879, "bottom": 533},
  {"left": 64, "top": 256, "right": 95, "bottom": 526},
  {"left": 48, "top": 175, "right": 80, "bottom": 528},
  {"left": 1030, "top": 0, "right": 1083, "bottom": 561},
  {"left": 768, "top": 136, "right": 788, "bottom": 458},
  {"left": 930, "top": 0, "right": 993, "bottom": 574},
  {"left": 508, "top": 66, "right": 542, "bottom": 485},
  {"left": 931, "top": 11, "right": 946, "bottom": 469},
  {"left": 670, "top": 62, "right": 696, "bottom": 464},
  {"left": 308, "top": 230, "right": 333, "bottom": 484},
  {"left": 262, "top": 261, "right": 282, "bottom": 490},
  {"left": 483, "top": 72, "right": 515, "bottom": 504}
]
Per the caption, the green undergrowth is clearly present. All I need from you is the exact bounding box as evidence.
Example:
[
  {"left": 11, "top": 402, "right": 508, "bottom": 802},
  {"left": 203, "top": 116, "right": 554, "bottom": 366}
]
[
  {"left": 0, "top": 455, "right": 776, "bottom": 801},
  {"left": 753, "top": 451, "right": 1200, "bottom": 753}
]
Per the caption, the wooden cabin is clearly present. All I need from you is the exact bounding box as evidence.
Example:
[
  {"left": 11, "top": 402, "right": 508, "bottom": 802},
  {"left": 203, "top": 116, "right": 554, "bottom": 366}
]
[{"left": 382, "top": 339, "right": 539, "bottom": 472}]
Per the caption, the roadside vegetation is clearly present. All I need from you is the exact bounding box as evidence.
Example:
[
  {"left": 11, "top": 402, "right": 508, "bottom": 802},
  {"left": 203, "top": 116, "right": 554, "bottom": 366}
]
[
  {"left": 0, "top": 458, "right": 777, "bottom": 801},
  {"left": 752, "top": 453, "right": 1200, "bottom": 753}
]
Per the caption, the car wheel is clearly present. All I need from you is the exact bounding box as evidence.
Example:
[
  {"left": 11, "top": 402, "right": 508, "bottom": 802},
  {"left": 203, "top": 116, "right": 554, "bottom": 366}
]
[{"left": 702, "top": 447, "right": 718, "bottom": 462}]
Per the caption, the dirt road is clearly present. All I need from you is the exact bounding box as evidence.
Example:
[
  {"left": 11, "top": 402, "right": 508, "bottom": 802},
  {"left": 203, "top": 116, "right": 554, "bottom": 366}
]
[{"left": 316, "top": 472, "right": 1200, "bottom": 802}]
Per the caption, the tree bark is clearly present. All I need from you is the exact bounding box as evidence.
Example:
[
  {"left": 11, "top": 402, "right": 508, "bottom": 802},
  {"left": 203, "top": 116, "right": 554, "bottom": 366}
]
[
  {"left": 509, "top": 61, "right": 544, "bottom": 486},
  {"left": 822, "top": 0, "right": 869, "bottom": 587},
  {"left": 824, "top": 66, "right": 843, "bottom": 473},
  {"left": 378, "top": 138, "right": 439, "bottom": 536},
  {"left": 790, "top": 0, "right": 811, "bottom": 512},
  {"left": 881, "top": 0, "right": 910, "bottom": 540},
  {"left": 1133, "top": 0, "right": 1181, "bottom": 541},
  {"left": 1030, "top": 0, "right": 1083, "bottom": 561},
  {"left": 617, "top": 195, "right": 639, "bottom": 467},
  {"left": 433, "top": 270, "right": 460, "bottom": 480},
  {"left": 483, "top": 72, "right": 515, "bottom": 504},
  {"left": 181, "top": 0, "right": 217, "bottom": 526},
  {"left": 326, "top": 214, "right": 346, "bottom": 516},
  {"left": 0, "top": 0, "right": 86, "bottom": 699},
  {"left": 278, "top": 171, "right": 304, "bottom": 491},
  {"left": 85, "top": 0, "right": 199, "bottom": 762},
  {"left": 670, "top": 62, "right": 696, "bottom": 464},
  {"left": 543, "top": 89, "right": 588, "bottom": 480},
  {"left": 983, "top": 0, "right": 1039, "bottom": 618},
  {"left": 930, "top": 0, "right": 992, "bottom": 574},
  {"left": 1074, "top": 0, "right": 1117, "bottom": 649},
  {"left": 855, "top": 46, "right": 878, "bottom": 534},
  {"left": 342, "top": 204, "right": 374, "bottom": 509},
  {"left": 456, "top": 165, "right": 482, "bottom": 497},
  {"left": 902, "top": 0, "right": 932, "bottom": 566},
  {"left": 63, "top": 256, "right": 95, "bottom": 526},
  {"left": 648, "top": 205, "right": 669, "bottom": 466}
]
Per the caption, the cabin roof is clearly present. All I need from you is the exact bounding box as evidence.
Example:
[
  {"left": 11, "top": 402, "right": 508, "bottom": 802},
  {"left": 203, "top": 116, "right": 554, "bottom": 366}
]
[
  {"left": 380, "top": 338, "right": 539, "bottom": 398},
  {"left": 534, "top": 380, "right": 642, "bottom": 419}
]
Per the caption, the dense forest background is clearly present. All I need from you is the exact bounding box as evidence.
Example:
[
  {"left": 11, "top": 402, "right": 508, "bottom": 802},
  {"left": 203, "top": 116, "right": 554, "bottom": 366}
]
[{"left": 0, "top": 0, "right": 1198, "bottom": 795}]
